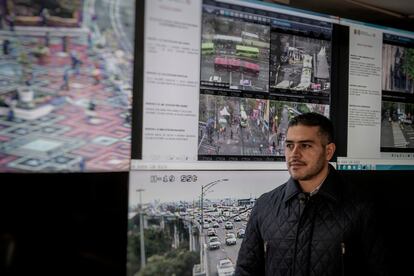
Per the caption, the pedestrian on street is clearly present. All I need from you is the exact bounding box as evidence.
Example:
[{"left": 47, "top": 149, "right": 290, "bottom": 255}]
[
  {"left": 7, "top": 12, "right": 15, "bottom": 32},
  {"left": 87, "top": 31, "right": 93, "bottom": 50},
  {"left": 79, "top": 158, "right": 85, "bottom": 171},
  {"left": 70, "top": 51, "right": 82, "bottom": 76},
  {"left": 40, "top": 8, "right": 49, "bottom": 26},
  {"left": 236, "top": 112, "right": 389, "bottom": 276},
  {"left": 92, "top": 64, "right": 101, "bottom": 85},
  {"left": 7, "top": 106, "right": 14, "bottom": 121},
  {"left": 60, "top": 69, "right": 70, "bottom": 90},
  {"left": 3, "top": 39, "right": 10, "bottom": 55},
  {"left": 62, "top": 36, "right": 69, "bottom": 52},
  {"left": 44, "top": 31, "right": 50, "bottom": 47}
]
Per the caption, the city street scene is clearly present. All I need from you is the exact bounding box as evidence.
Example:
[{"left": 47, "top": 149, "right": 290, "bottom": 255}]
[
  {"left": 128, "top": 170, "right": 290, "bottom": 276},
  {"left": 381, "top": 101, "right": 414, "bottom": 148},
  {"left": 198, "top": 94, "right": 269, "bottom": 156},
  {"left": 200, "top": 12, "right": 270, "bottom": 92},
  {"left": 382, "top": 43, "right": 414, "bottom": 94},
  {"left": 0, "top": 0, "right": 134, "bottom": 172},
  {"left": 269, "top": 32, "right": 331, "bottom": 94},
  {"left": 269, "top": 100, "right": 330, "bottom": 156}
]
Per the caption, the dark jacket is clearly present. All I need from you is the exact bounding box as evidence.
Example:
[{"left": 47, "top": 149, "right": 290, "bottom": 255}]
[{"left": 235, "top": 165, "right": 388, "bottom": 276}]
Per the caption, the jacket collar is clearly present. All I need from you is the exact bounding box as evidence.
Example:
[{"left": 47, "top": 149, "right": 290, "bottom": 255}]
[{"left": 283, "top": 164, "right": 341, "bottom": 204}]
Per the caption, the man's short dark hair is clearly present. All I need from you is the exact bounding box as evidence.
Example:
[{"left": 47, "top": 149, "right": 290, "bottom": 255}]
[{"left": 288, "top": 112, "right": 334, "bottom": 144}]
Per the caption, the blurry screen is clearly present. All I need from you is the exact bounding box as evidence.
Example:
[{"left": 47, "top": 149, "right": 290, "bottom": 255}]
[{"left": 0, "top": 0, "right": 134, "bottom": 172}]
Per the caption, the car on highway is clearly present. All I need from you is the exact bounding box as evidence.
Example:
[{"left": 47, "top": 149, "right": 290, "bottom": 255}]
[
  {"left": 216, "top": 258, "right": 235, "bottom": 276},
  {"left": 225, "top": 233, "right": 237, "bottom": 245},
  {"left": 237, "top": 228, "right": 245, "bottom": 238},
  {"left": 224, "top": 221, "right": 233, "bottom": 230},
  {"left": 208, "top": 237, "right": 221, "bottom": 250},
  {"left": 207, "top": 228, "right": 216, "bottom": 236}
]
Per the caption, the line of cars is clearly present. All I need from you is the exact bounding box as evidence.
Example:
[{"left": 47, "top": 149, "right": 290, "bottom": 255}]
[{"left": 207, "top": 227, "right": 245, "bottom": 250}]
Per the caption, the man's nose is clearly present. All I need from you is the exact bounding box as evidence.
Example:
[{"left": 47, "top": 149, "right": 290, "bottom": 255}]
[{"left": 290, "top": 144, "right": 301, "bottom": 155}]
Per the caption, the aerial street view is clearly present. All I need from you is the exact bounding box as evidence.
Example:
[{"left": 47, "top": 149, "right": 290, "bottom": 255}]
[
  {"left": 200, "top": 12, "right": 270, "bottom": 92},
  {"left": 270, "top": 32, "right": 331, "bottom": 95},
  {"left": 128, "top": 170, "right": 289, "bottom": 276},
  {"left": 0, "top": 0, "right": 134, "bottom": 172}
]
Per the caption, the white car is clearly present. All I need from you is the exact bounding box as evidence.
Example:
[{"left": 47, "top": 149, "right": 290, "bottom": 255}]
[
  {"left": 225, "top": 233, "right": 237, "bottom": 245},
  {"left": 237, "top": 228, "right": 246, "bottom": 238},
  {"left": 217, "top": 258, "right": 235, "bottom": 276},
  {"left": 207, "top": 228, "right": 216, "bottom": 236},
  {"left": 225, "top": 221, "right": 233, "bottom": 229},
  {"left": 208, "top": 237, "right": 221, "bottom": 250}
]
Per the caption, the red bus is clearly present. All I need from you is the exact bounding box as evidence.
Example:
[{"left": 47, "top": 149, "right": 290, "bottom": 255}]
[
  {"left": 214, "top": 57, "right": 241, "bottom": 70},
  {"left": 242, "top": 61, "right": 260, "bottom": 75}
]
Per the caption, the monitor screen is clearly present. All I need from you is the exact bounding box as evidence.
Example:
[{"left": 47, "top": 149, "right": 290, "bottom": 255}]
[
  {"left": 127, "top": 169, "right": 289, "bottom": 276},
  {"left": 337, "top": 19, "right": 414, "bottom": 170},
  {"left": 133, "top": 0, "right": 337, "bottom": 170},
  {"left": 0, "top": 0, "right": 134, "bottom": 172}
]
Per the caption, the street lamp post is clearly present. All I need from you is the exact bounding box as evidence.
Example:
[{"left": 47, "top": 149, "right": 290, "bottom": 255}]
[
  {"left": 200, "top": 178, "right": 229, "bottom": 232},
  {"left": 199, "top": 178, "right": 229, "bottom": 273},
  {"left": 136, "top": 188, "right": 146, "bottom": 268}
]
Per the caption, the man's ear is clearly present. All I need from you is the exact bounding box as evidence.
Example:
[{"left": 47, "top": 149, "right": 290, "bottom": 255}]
[{"left": 326, "top": 143, "right": 336, "bottom": 161}]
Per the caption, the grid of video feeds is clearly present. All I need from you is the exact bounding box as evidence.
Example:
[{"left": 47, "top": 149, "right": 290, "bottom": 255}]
[
  {"left": 198, "top": 0, "right": 333, "bottom": 161},
  {"left": 127, "top": 170, "right": 290, "bottom": 276},
  {"left": 381, "top": 33, "right": 414, "bottom": 152},
  {"left": 0, "top": 1, "right": 134, "bottom": 172}
]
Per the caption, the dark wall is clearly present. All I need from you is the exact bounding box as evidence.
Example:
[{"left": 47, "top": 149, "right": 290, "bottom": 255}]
[
  {"left": 0, "top": 172, "right": 128, "bottom": 276},
  {"left": 339, "top": 170, "right": 414, "bottom": 275}
]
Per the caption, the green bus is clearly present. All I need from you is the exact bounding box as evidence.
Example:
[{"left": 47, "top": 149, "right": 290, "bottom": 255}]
[
  {"left": 236, "top": 45, "right": 259, "bottom": 58},
  {"left": 202, "top": 42, "right": 215, "bottom": 55}
]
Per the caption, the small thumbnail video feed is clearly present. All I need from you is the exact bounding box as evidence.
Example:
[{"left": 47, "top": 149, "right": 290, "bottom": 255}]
[
  {"left": 198, "top": 94, "right": 269, "bottom": 156},
  {"left": 200, "top": 13, "right": 270, "bottom": 92},
  {"left": 270, "top": 32, "right": 331, "bottom": 95},
  {"left": 381, "top": 101, "right": 414, "bottom": 149},
  {"left": 269, "top": 100, "right": 330, "bottom": 156},
  {"left": 382, "top": 44, "right": 414, "bottom": 94}
]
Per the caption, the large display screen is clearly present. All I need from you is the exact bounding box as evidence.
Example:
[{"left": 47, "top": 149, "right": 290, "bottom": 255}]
[
  {"left": 338, "top": 19, "right": 414, "bottom": 170},
  {"left": 134, "top": 0, "right": 337, "bottom": 170},
  {"left": 0, "top": 0, "right": 134, "bottom": 172},
  {"left": 127, "top": 169, "right": 289, "bottom": 276}
]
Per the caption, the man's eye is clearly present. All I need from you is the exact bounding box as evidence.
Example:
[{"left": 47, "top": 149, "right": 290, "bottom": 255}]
[
  {"left": 285, "top": 144, "right": 293, "bottom": 150},
  {"left": 301, "top": 144, "right": 311, "bottom": 149}
]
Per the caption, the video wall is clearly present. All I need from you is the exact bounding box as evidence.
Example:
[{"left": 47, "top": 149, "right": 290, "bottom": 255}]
[
  {"left": 0, "top": 0, "right": 134, "bottom": 172},
  {"left": 135, "top": 0, "right": 336, "bottom": 171},
  {"left": 129, "top": 3, "right": 414, "bottom": 273}
]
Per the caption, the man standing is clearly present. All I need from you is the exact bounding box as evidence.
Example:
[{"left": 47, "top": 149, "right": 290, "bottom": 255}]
[{"left": 235, "top": 112, "right": 388, "bottom": 276}]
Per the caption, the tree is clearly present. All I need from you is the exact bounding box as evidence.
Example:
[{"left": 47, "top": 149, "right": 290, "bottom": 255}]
[
  {"left": 138, "top": 248, "right": 198, "bottom": 276},
  {"left": 403, "top": 48, "right": 414, "bottom": 80},
  {"left": 127, "top": 227, "right": 173, "bottom": 276}
]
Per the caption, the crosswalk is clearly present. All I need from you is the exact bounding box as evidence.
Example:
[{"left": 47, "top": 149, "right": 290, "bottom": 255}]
[{"left": 392, "top": 122, "right": 409, "bottom": 147}]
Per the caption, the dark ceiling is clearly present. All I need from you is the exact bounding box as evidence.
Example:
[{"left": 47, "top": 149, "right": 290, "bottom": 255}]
[{"left": 265, "top": 0, "right": 414, "bottom": 32}]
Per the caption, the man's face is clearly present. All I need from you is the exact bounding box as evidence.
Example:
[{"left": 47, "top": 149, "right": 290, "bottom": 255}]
[{"left": 285, "top": 125, "right": 335, "bottom": 181}]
